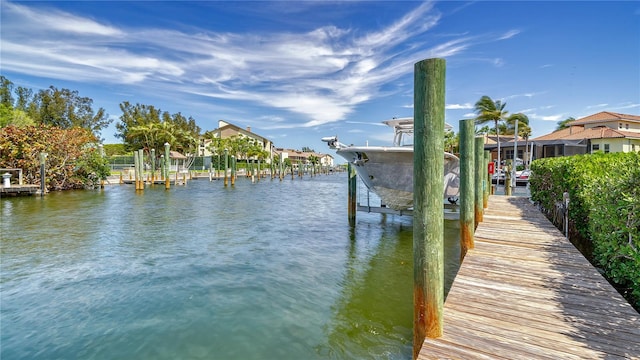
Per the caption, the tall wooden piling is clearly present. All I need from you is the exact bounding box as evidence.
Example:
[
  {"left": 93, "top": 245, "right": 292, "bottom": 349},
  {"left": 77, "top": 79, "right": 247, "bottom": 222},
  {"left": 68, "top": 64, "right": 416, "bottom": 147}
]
[
  {"left": 347, "top": 163, "right": 357, "bottom": 226},
  {"left": 474, "top": 137, "right": 484, "bottom": 227},
  {"left": 231, "top": 156, "right": 236, "bottom": 186},
  {"left": 413, "top": 57, "right": 445, "bottom": 359},
  {"left": 139, "top": 149, "right": 146, "bottom": 190},
  {"left": 133, "top": 150, "right": 140, "bottom": 190},
  {"left": 164, "top": 142, "right": 170, "bottom": 190},
  {"left": 459, "top": 119, "right": 475, "bottom": 261},
  {"left": 484, "top": 150, "right": 490, "bottom": 208},
  {"left": 39, "top": 152, "right": 47, "bottom": 196},
  {"left": 151, "top": 148, "right": 156, "bottom": 184},
  {"left": 224, "top": 149, "right": 229, "bottom": 187}
]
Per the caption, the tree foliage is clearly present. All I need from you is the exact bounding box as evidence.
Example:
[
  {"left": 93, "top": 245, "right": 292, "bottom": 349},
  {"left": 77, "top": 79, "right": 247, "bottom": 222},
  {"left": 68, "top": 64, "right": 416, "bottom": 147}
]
[
  {"left": 0, "top": 125, "right": 110, "bottom": 190},
  {"left": 556, "top": 117, "right": 575, "bottom": 131},
  {"left": 474, "top": 96, "right": 509, "bottom": 167},
  {"left": 116, "top": 101, "right": 200, "bottom": 156},
  {"left": 0, "top": 76, "right": 110, "bottom": 138}
]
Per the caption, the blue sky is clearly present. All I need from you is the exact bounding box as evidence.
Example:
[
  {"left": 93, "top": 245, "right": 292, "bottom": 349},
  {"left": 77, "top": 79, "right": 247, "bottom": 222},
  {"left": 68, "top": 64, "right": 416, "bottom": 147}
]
[{"left": 2, "top": 1, "right": 638, "bottom": 155}]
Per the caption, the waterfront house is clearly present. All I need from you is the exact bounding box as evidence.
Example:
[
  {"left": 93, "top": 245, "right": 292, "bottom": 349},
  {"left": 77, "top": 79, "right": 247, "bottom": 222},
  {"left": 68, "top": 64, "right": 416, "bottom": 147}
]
[
  {"left": 199, "top": 120, "right": 275, "bottom": 162},
  {"left": 274, "top": 148, "right": 334, "bottom": 168},
  {"left": 531, "top": 111, "right": 640, "bottom": 157}
]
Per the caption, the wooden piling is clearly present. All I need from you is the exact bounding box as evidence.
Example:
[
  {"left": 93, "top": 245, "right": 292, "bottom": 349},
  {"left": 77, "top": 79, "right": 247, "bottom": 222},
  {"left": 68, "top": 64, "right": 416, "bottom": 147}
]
[
  {"left": 348, "top": 163, "right": 356, "bottom": 226},
  {"left": 474, "top": 137, "right": 484, "bottom": 227},
  {"left": 505, "top": 160, "right": 512, "bottom": 196},
  {"left": 231, "top": 156, "right": 236, "bottom": 186},
  {"left": 459, "top": 119, "right": 475, "bottom": 262},
  {"left": 138, "top": 149, "right": 145, "bottom": 190},
  {"left": 164, "top": 143, "right": 170, "bottom": 190},
  {"left": 150, "top": 149, "right": 156, "bottom": 184},
  {"left": 133, "top": 150, "right": 140, "bottom": 190},
  {"left": 39, "top": 152, "right": 46, "bottom": 196},
  {"left": 483, "top": 150, "right": 490, "bottom": 208},
  {"left": 224, "top": 149, "right": 229, "bottom": 187},
  {"left": 413, "top": 57, "right": 445, "bottom": 358}
]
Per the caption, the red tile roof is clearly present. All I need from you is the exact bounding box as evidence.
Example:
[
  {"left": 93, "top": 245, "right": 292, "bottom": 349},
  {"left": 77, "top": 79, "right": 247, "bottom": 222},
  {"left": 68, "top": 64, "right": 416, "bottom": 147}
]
[
  {"left": 570, "top": 111, "right": 640, "bottom": 125},
  {"left": 533, "top": 111, "right": 640, "bottom": 141}
]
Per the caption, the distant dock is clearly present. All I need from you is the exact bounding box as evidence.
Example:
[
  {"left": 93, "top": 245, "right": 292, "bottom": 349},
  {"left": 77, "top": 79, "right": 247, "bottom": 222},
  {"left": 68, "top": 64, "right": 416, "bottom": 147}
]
[
  {"left": 0, "top": 184, "right": 39, "bottom": 197},
  {"left": 418, "top": 195, "right": 640, "bottom": 359}
]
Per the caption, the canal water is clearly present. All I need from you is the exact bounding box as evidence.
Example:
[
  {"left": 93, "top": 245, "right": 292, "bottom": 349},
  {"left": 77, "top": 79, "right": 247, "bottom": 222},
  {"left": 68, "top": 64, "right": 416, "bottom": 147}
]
[{"left": 1, "top": 173, "right": 460, "bottom": 360}]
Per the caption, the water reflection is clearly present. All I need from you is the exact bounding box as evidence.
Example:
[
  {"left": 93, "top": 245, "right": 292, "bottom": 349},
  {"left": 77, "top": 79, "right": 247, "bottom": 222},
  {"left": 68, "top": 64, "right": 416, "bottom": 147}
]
[{"left": 320, "top": 217, "right": 460, "bottom": 359}]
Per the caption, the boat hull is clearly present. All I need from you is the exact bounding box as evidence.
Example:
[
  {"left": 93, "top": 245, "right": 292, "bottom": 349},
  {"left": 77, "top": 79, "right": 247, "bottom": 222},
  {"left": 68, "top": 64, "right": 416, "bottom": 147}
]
[{"left": 337, "top": 146, "right": 460, "bottom": 210}]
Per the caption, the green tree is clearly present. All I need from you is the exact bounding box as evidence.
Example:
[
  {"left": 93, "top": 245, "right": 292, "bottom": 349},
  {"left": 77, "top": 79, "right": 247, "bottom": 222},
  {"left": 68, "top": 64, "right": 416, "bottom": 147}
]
[
  {"left": 556, "top": 117, "right": 575, "bottom": 131},
  {"left": 444, "top": 130, "right": 459, "bottom": 154},
  {"left": 27, "top": 86, "right": 111, "bottom": 137},
  {"left": 0, "top": 77, "right": 35, "bottom": 128},
  {"left": 116, "top": 102, "right": 200, "bottom": 156},
  {"left": 474, "top": 95, "right": 509, "bottom": 168}
]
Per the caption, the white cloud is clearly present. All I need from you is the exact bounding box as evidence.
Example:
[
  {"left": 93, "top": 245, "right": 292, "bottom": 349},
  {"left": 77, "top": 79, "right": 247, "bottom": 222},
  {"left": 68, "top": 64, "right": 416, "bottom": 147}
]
[
  {"left": 498, "top": 29, "right": 520, "bottom": 40},
  {"left": 0, "top": 0, "right": 523, "bottom": 129},
  {"left": 446, "top": 103, "right": 473, "bottom": 110},
  {"left": 540, "top": 114, "right": 564, "bottom": 122}
]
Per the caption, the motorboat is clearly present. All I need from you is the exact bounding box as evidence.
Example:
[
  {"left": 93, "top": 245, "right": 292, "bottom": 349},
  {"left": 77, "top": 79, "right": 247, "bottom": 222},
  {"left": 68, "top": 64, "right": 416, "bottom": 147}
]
[{"left": 322, "top": 117, "right": 460, "bottom": 210}]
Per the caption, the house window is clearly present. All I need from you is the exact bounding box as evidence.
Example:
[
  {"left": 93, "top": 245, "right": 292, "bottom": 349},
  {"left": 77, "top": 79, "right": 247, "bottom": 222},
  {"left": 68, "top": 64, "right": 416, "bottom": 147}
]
[
  {"left": 626, "top": 124, "right": 630, "bottom": 130},
  {"left": 592, "top": 144, "right": 600, "bottom": 153},
  {"left": 604, "top": 144, "right": 610, "bottom": 153}
]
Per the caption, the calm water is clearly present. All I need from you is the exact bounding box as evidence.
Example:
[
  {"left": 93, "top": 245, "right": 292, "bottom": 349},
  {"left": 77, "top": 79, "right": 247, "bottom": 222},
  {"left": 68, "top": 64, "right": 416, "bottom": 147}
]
[{"left": 1, "top": 173, "right": 460, "bottom": 359}]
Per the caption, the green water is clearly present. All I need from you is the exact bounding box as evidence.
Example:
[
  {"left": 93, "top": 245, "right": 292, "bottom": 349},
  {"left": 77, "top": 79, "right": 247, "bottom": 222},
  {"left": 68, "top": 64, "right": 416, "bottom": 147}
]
[{"left": 1, "top": 174, "right": 460, "bottom": 359}]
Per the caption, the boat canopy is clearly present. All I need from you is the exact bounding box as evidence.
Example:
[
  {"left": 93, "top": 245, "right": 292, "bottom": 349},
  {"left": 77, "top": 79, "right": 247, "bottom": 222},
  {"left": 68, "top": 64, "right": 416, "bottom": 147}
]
[{"left": 382, "top": 117, "right": 453, "bottom": 146}]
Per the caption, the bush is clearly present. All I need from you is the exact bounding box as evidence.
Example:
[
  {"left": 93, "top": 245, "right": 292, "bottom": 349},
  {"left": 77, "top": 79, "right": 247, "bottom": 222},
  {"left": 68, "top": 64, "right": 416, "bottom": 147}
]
[
  {"left": 0, "top": 125, "right": 109, "bottom": 190},
  {"left": 530, "top": 152, "right": 640, "bottom": 310}
]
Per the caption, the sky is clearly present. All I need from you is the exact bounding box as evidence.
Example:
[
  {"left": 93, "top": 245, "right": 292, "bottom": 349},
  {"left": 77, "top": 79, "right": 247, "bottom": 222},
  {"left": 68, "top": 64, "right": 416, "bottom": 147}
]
[{"left": 1, "top": 1, "right": 639, "bottom": 158}]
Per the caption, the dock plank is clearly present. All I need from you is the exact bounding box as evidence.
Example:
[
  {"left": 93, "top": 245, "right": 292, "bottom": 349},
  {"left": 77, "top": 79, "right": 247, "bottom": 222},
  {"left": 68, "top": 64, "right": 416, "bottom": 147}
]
[{"left": 419, "top": 195, "right": 640, "bottom": 359}]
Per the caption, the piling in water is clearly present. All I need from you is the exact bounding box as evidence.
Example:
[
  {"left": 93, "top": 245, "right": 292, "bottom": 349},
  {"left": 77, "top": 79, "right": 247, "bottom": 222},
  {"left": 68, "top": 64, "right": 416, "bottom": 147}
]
[
  {"left": 348, "top": 163, "right": 356, "bottom": 226},
  {"left": 413, "top": 57, "right": 445, "bottom": 358}
]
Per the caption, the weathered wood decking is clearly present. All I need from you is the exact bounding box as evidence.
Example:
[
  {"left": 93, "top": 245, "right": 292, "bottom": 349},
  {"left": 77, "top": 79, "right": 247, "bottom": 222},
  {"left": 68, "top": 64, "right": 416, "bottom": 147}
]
[{"left": 419, "top": 195, "right": 640, "bottom": 359}]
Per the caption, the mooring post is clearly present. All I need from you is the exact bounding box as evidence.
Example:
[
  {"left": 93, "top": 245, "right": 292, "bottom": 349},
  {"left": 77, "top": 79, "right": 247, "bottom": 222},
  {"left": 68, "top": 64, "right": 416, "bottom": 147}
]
[
  {"left": 98, "top": 144, "right": 105, "bottom": 189},
  {"left": 279, "top": 153, "right": 284, "bottom": 181},
  {"left": 231, "top": 156, "right": 236, "bottom": 186},
  {"left": 139, "top": 149, "right": 145, "bottom": 190},
  {"left": 224, "top": 149, "right": 229, "bottom": 187},
  {"left": 413, "top": 58, "right": 445, "bottom": 359},
  {"left": 459, "top": 119, "right": 475, "bottom": 262},
  {"left": 505, "top": 160, "right": 512, "bottom": 196},
  {"left": 39, "top": 152, "right": 47, "bottom": 196},
  {"left": 474, "top": 137, "right": 484, "bottom": 227},
  {"left": 483, "top": 150, "right": 490, "bottom": 208},
  {"left": 164, "top": 142, "right": 170, "bottom": 190},
  {"left": 348, "top": 163, "right": 357, "bottom": 226},
  {"left": 160, "top": 155, "right": 165, "bottom": 184},
  {"left": 150, "top": 148, "right": 156, "bottom": 184},
  {"left": 133, "top": 150, "right": 140, "bottom": 190}
]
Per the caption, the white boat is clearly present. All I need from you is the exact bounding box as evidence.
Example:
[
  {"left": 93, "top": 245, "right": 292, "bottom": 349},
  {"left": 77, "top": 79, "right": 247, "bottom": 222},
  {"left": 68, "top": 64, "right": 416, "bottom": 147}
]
[{"left": 322, "top": 117, "right": 460, "bottom": 211}]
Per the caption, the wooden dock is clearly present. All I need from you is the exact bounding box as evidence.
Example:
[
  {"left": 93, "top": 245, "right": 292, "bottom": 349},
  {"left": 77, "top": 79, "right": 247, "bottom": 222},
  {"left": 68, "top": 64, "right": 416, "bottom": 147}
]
[
  {"left": 0, "top": 184, "right": 39, "bottom": 196},
  {"left": 419, "top": 195, "right": 640, "bottom": 359}
]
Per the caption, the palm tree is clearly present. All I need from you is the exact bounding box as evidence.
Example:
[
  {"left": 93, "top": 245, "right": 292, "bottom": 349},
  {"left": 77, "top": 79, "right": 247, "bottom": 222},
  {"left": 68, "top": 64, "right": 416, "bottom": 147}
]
[
  {"left": 556, "top": 117, "right": 575, "bottom": 131},
  {"left": 474, "top": 96, "right": 509, "bottom": 170}
]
